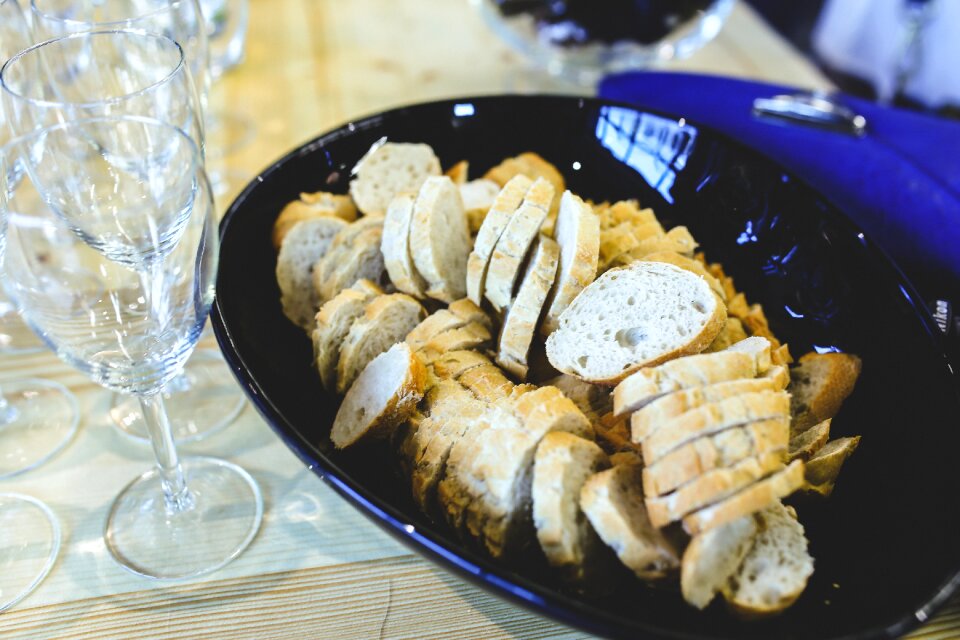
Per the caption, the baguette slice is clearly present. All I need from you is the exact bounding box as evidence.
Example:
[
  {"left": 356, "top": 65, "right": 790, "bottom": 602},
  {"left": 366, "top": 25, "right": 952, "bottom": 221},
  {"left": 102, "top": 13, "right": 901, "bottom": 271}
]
[
  {"left": 726, "top": 337, "right": 773, "bottom": 374},
  {"left": 764, "top": 365, "right": 791, "bottom": 391},
  {"left": 405, "top": 309, "right": 468, "bottom": 351},
  {"left": 789, "top": 352, "right": 862, "bottom": 433},
  {"left": 722, "top": 501, "right": 814, "bottom": 617},
  {"left": 613, "top": 351, "right": 760, "bottom": 416},
  {"left": 631, "top": 377, "right": 780, "bottom": 444},
  {"left": 544, "top": 374, "right": 613, "bottom": 421},
  {"left": 580, "top": 463, "right": 680, "bottom": 579},
  {"left": 330, "top": 342, "right": 426, "bottom": 448},
  {"left": 349, "top": 141, "right": 441, "bottom": 216},
  {"left": 483, "top": 152, "right": 565, "bottom": 197},
  {"left": 643, "top": 391, "right": 790, "bottom": 464},
  {"left": 705, "top": 318, "right": 750, "bottom": 352},
  {"left": 458, "top": 363, "right": 515, "bottom": 403},
  {"left": 596, "top": 201, "right": 657, "bottom": 230},
  {"left": 683, "top": 460, "right": 806, "bottom": 535},
  {"left": 645, "top": 451, "right": 785, "bottom": 528},
  {"left": 485, "top": 178, "right": 554, "bottom": 312},
  {"left": 497, "top": 236, "right": 559, "bottom": 380},
  {"left": 460, "top": 179, "right": 501, "bottom": 234},
  {"left": 541, "top": 191, "right": 600, "bottom": 335},
  {"left": 682, "top": 514, "right": 758, "bottom": 609},
  {"left": 625, "top": 226, "right": 698, "bottom": 260},
  {"left": 803, "top": 436, "right": 860, "bottom": 496},
  {"left": 466, "top": 175, "right": 534, "bottom": 305},
  {"left": 272, "top": 192, "right": 357, "bottom": 249},
  {"left": 547, "top": 262, "right": 726, "bottom": 386},
  {"left": 313, "top": 216, "right": 384, "bottom": 294},
  {"left": 449, "top": 298, "right": 492, "bottom": 329},
  {"left": 277, "top": 217, "right": 349, "bottom": 330},
  {"left": 445, "top": 160, "right": 469, "bottom": 184},
  {"left": 336, "top": 294, "right": 426, "bottom": 394},
  {"left": 315, "top": 224, "right": 388, "bottom": 305},
  {"left": 641, "top": 251, "right": 726, "bottom": 301},
  {"left": 410, "top": 176, "right": 471, "bottom": 303},
  {"left": 532, "top": 432, "right": 611, "bottom": 581},
  {"left": 313, "top": 281, "right": 382, "bottom": 390},
  {"left": 381, "top": 192, "right": 428, "bottom": 298},
  {"left": 420, "top": 322, "right": 492, "bottom": 360},
  {"left": 788, "top": 419, "right": 831, "bottom": 461}
]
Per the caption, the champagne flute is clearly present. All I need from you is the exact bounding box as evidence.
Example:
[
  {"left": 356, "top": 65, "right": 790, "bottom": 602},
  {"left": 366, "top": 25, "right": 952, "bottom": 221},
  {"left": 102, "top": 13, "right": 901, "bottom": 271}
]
[
  {"left": 1, "top": 29, "right": 245, "bottom": 445},
  {"left": 0, "top": 0, "right": 80, "bottom": 483},
  {"left": 1, "top": 116, "right": 263, "bottom": 579}
]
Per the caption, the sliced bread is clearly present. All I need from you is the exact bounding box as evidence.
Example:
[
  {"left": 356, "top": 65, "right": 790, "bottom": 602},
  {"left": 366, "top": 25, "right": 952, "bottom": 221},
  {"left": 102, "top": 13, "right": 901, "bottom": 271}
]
[
  {"left": 788, "top": 419, "right": 831, "bottom": 461},
  {"left": 789, "top": 352, "right": 863, "bottom": 432},
  {"left": 272, "top": 192, "right": 357, "bottom": 249},
  {"left": 593, "top": 412, "right": 639, "bottom": 455},
  {"left": 313, "top": 216, "right": 384, "bottom": 294},
  {"left": 430, "top": 349, "right": 491, "bottom": 381},
  {"left": 546, "top": 262, "right": 727, "bottom": 386},
  {"left": 420, "top": 322, "right": 492, "bottom": 360},
  {"left": 540, "top": 191, "right": 600, "bottom": 336},
  {"left": 445, "top": 160, "right": 469, "bottom": 184},
  {"left": 803, "top": 436, "right": 860, "bottom": 496},
  {"left": 625, "top": 226, "right": 698, "bottom": 260},
  {"left": 641, "top": 251, "right": 726, "bottom": 301},
  {"left": 683, "top": 460, "right": 806, "bottom": 535},
  {"left": 721, "top": 501, "right": 814, "bottom": 617},
  {"left": 483, "top": 152, "right": 565, "bottom": 198},
  {"left": 497, "top": 236, "right": 560, "bottom": 380},
  {"left": 336, "top": 293, "right": 426, "bottom": 394},
  {"left": 315, "top": 223, "right": 388, "bottom": 305},
  {"left": 544, "top": 374, "right": 613, "bottom": 421},
  {"left": 458, "top": 363, "right": 515, "bottom": 403},
  {"left": 485, "top": 178, "right": 554, "bottom": 312},
  {"left": 330, "top": 342, "right": 426, "bottom": 448},
  {"left": 631, "top": 377, "right": 780, "bottom": 444},
  {"left": 532, "top": 432, "right": 611, "bottom": 581},
  {"left": 409, "top": 176, "right": 471, "bottom": 302},
  {"left": 705, "top": 318, "right": 750, "bottom": 353},
  {"left": 381, "top": 192, "right": 428, "bottom": 298},
  {"left": 313, "top": 281, "right": 382, "bottom": 390},
  {"left": 726, "top": 337, "right": 773, "bottom": 374},
  {"left": 460, "top": 179, "right": 501, "bottom": 234},
  {"left": 596, "top": 201, "right": 658, "bottom": 229},
  {"left": 645, "top": 451, "right": 785, "bottom": 528},
  {"left": 405, "top": 309, "right": 469, "bottom": 351},
  {"left": 276, "top": 217, "right": 349, "bottom": 330},
  {"left": 466, "top": 175, "right": 534, "bottom": 305},
  {"left": 349, "top": 141, "right": 440, "bottom": 216},
  {"left": 642, "top": 391, "right": 791, "bottom": 464},
  {"left": 642, "top": 418, "right": 789, "bottom": 497},
  {"left": 580, "top": 463, "right": 680, "bottom": 579},
  {"left": 682, "top": 514, "right": 758, "bottom": 609},
  {"left": 613, "top": 351, "right": 760, "bottom": 416},
  {"left": 448, "top": 298, "right": 492, "bottom": 329}
]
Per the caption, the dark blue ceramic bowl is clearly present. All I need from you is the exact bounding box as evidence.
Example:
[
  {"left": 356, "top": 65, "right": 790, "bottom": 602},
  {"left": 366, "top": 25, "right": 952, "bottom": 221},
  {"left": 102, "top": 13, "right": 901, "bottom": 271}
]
[{"left": 212, "top": 95, "right": 960, "bottom": 640}]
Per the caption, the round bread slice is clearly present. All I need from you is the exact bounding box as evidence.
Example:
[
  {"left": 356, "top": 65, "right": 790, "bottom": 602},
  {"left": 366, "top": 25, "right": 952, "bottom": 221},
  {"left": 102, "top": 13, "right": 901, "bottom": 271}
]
[
  {"left": 313, "top": 217, "right": 385, "bottom": 303},
  {"left": 272, "top": 192, "right": 357, "bottom": 249},
  {"left": 721, "top": 501, "right": 814, "bottom": 617},
  {"left": 788, "top": 352, "right": 862, "bottom": 432},
  {"left": 641, "top": 251, "right": 726, "bottom": 301},
  {"left": 276, "top": 216, "right": 349, "bottom": 331},
  {"left": 682, "top": 514, "right": 758, "bottom": 610},
  {"left": 466, "top": 175, "right": 534, "bottom": 305},
  {"left": 541, "top": 190, "right": 600, "bottom": 336},
  {"left": 336, "top": 293, "right": 426, "bottom": 394},
  {"left": 381, "top": 192, "right": 428, "bottom": 298},
  {"left": 546, "top": 262, "right": 727, "bottom": 385},
  {"left": 484, "top": 178, "right": 554, "bottom": 312},
  {"left": 532, "top": 432, "right": 611, "bottom": 581},
  {"left": 430, "top": 349, "right": 491, "bottom": 381},
  {"left": 349, "top": 141, "right": 441, "bottom": 216},
  {"left": 316, "top": 224, "right": 389, "bottom": 305},
  {"left": 312, "top": 280, "right": 382, "bottom": 391},
  {"left": 460, "top": 179, "right": 501, "bottom": 234},
  {"left": 330, "top": 342, "right": 426, "bottom": 448},
  {"left": 497, "top": 236, "right": 559, "bottom": 380},
  {"left": 410, "top": 176, "right": 471, "bottom": 302}
]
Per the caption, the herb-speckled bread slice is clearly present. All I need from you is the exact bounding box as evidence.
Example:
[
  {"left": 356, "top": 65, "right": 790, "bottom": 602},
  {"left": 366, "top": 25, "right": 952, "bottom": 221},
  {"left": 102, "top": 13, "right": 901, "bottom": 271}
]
[
  {"left": 313, "top": 281, "right": 382, "bottom": 390},
  {"left": 683, "top": 460, "right": 806, "bottom": 535},
  {"left": 532, "top": 432, "right": 611, "bottom": 581},
  {"left": 580, "top": 463, "right": 680, "bottom": 579},
  {"left": 642, "top": 418, "right": 789, "bottom": 497},
  {"left": 546, "top": 262, "right": 727, "bottom": 386},
  {"left": 485, "top": 178, "right": 554, "bottom": 312},
  {"left": 645, "top": 451, "right": 785, "bottom": 528},
  {"left": 336, "top": 293, "right": 426, "bottom": 394},
  {"left": 497, "top": 236, "right": 559, "bottom": 380},
  {"left": 381, "top": 192, "right": 428, "bottom": 298},
  {"left": 721, "top": 501, "right": 814, "bottom": 617},
  {"left": 643, "top": 391, "right": 790, "bottom": 464},
  {"left": 349, "top": 141, "right": 440, "bottom": 216},
  {"left": 330, "top": 342, "right": 426, "bottom": 448},
  {"left": 541, "top": 191, "right": 600, "bottom": 336},
  {"left": 466, "top": 175, "right": 533, "bottom": 305},
  {"left": 410, "top": 176, "right": 471, "bottom": 303},
  {"left": 682, "top": 514, "right": 758, "bottom": 609},
  {"left": 276, "top": 217, "right": 349, "bottom": 330}
]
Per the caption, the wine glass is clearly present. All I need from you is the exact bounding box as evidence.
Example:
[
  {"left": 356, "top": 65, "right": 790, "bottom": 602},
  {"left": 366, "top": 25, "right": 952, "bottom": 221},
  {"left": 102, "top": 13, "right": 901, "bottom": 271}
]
[
  {"left": 1, "top": 116, "right": 263, "bottom": 579},
  {"left": 1, "top": 29, "right": 245, "bottom": 445},
  {"left": 0, "top": 493, "right": 61, "bottom": 612},
  {"left": 0, "top": 0, "right": 80, "bottom": 484}
]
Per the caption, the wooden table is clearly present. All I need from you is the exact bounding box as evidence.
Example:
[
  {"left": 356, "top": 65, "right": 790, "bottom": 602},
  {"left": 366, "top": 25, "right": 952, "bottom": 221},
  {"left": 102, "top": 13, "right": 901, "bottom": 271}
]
[{"left": 1, "top": 1, "right": 955, "bottom": 638}]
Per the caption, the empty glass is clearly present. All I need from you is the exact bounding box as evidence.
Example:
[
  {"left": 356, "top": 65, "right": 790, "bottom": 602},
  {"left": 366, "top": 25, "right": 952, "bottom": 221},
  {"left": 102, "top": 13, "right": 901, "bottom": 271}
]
[
  {"left": 0, "top": 493, "right": 61, "bottom": 612},
  {"left": 0, "top": 116, "right": 262, "bottom": 579},
  {"left": 198, "top": 0, "right": 248, "bottom": 80},
  {"left": 1, "top": 29, "right": 245, "bottom": 444}
]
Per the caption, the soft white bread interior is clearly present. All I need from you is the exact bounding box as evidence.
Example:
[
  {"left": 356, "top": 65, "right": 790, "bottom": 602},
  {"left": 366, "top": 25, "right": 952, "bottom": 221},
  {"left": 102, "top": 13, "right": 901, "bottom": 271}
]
[
  {"left": 349, "top": 141, "right": 440, "bottom": 216},
  {"left": 277, "top": 217, "right": 348, "bottom": 330},
  {"left": 682, "top": 514, "right": 758, "bottom": 609},
  {"left": 409, "top": 176, "right": 471, "bottom": 303}
]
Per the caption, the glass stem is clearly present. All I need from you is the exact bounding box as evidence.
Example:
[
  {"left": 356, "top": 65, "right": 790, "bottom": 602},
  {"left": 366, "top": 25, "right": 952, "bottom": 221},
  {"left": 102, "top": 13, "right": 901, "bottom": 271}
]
[{"left": 138, "top": 392, "right": 193, "bottom": 513}]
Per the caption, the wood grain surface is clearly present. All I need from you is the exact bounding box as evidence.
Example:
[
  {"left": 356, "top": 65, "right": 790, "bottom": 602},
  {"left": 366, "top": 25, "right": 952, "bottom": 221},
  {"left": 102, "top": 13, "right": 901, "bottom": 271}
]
[{"left": 1, "top": 1, "right": 955, "bottom": 638}]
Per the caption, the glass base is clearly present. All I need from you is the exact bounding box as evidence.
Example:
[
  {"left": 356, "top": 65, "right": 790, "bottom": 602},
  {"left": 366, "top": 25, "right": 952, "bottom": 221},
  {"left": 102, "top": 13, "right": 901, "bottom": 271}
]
[
  {"left": 109, "top": 349, "right": 246, "bottom": 445},
  {"left": 0, "top": 379, "right": 80, "bottom": 480},
  {"left": 104, "top": 457, "right": 262, "bottom": 580},
  {"left": 0, "top": 310, "right": 44, "bottom": 355},
  {"left": 0, "top": 494, "right": 61, "bottom": 612}
]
